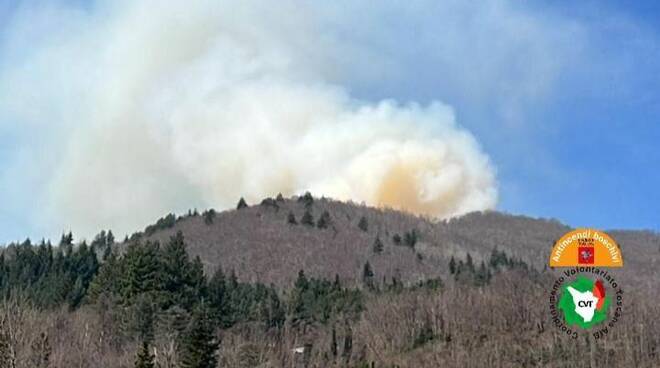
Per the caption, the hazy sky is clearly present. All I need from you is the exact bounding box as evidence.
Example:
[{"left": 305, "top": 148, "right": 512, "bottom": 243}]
[{"left": 0, "top": 0, "right": 659, "bottom": 243}]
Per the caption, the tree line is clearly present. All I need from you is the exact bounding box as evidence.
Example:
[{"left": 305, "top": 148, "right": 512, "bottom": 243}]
[
  {"left": 0, "top": 216, "right": 543, "bottom": 367},
  {"left": 0, "top": 230, "right": 370, "bottom": 367}
]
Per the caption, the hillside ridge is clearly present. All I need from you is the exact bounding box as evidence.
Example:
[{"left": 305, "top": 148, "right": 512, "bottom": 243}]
[{"left": 129, "top": 194, "right": 659, "bottom": 288}]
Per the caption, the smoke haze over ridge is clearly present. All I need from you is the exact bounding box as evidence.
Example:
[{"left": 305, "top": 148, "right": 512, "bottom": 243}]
[{"left": 0, "top": 0, "right": 540, "bottom": 239}]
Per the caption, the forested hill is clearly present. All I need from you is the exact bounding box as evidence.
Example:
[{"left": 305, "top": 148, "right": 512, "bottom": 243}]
[
  {"left": 2, "top": 193, "right": 658, "bottom": 292},
  {"left": 127, "top": 193, "right": 660, "bottom": 289},
  {"left": 1, "top": 194, "right": 659, "bottom": 367}
]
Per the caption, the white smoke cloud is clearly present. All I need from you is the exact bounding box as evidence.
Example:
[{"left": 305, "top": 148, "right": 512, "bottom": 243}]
[{"left": 0, "top": 0, "right": 500, "bottom": 238}]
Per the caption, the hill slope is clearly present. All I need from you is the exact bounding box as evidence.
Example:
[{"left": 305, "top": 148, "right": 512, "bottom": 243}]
[
  {"left": 1, "top": 195, "right": 658, "bottom": 367},
  {"left": 134, "top": 195, "right": 660, "bottom": 289}
]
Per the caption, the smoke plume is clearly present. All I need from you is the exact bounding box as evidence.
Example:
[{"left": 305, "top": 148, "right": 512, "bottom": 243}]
[{"left": 0, "top": 1, "right": 497, "bottom": 238}]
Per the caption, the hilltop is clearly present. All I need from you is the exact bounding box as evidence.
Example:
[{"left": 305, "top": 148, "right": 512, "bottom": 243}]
[{"left": 129, "top": 194, "right": 660, "bottom": 289}]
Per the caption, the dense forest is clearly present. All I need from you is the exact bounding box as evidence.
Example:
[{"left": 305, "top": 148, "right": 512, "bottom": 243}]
[
  {"left": 0, "top": 196, "right": 658, "bottom": 367},
  {"left": 0, "top": 228, "right": 516, "bottom": 367}
]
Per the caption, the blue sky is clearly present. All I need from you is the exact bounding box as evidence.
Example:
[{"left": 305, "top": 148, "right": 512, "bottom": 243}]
[{"left": 0, "top": 1, "right": 658, "bottom": 243}]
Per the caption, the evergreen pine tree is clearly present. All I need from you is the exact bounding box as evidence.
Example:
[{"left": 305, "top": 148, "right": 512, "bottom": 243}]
[
  {"left": 404, "top": 230, "right": 418, "bottom": 248},
  {"left": 301, "top": 210, "right": 314, "bottom": 227},
  {"left": 476, "top": 261, "right": 488, "bottom": 286},
  {"left": 316, "top": 211, "right": 331, "bottom": 229},
  {"left": 331, "top": 326, "right": 338, "bottom": 357},
  {"left": 90, "top": 231, "right": 106, "bottom": 253},
  {"left": 362, "top": 262, "right": 374, "bottom": 290},
  {"left": 160, "top": 232, "right": 200, "bottom": 309},
  {"left": 87, "top": 252, "right": 122, "bottom": 303},
  {"left": 106, "top": 230, "right": 115, "bottom": 245},
  {"left": 67, "top": 276, "right": 86, "bottom": 309},
  {"left": 236, "top": 197, "right": 248, "bottom": 210},
  {"left": 299, "top": 191, "right": 314, "bottom": 207},
  {"left": 203, "top": 209, "right": 216, "bottom": 225},
  {"left": 60, "top": 232, "right": 73, "bottom": 246},
  {"left": 294, "top": 270, "right": 309, "bottom": 291},
  {"left": 372, "top": 237, "right": 384, "bottom": 254},
  {"left": 358, "top": 216, "right": 368, "bottom": 232},
  {"left": 290, "top": 270, "right": 310, "bottom": 324},
  {"left": 191, "top": 255, "right": 205, "bottom": 283},
  {"left": 287, "top": 211, "right": 297, "bottom": 225},
  {"left": 489, "top": 248, "right": 508, "bottom": 270},
  {"left": 120, "top": 241, "right": 161, "bottom": 303},
  {"left": 228, "top": 270, "right": 239, "bottom": 291},
  {"left": 262, "top": 286, "right": 285, "bottom": 329},
  {"left": 332, "top": 274, "right": 341, "bottom": 291},
  {"left": 207, "top": 267, "right": 230, "bottom": 328},
  {"left": 506, "top": 254, "right": 514, "bottom": 268},
  {"left": 60, "top": 232, "right": 74, "bottom": 257},
  {"left": 466, "top": 253, "right": 475, "bottom": 273},
  {"left": 455, "top": 260, "right": 465, "bottom": 280},
  {"left": 102, "top": 241, "right": 113, "bottom": 261},
  {"left": 178, "top": 304, "right": 219, "bottom": 368},
  {"left": 128, "top": 293, "right": 156, "bottom": 343}
]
